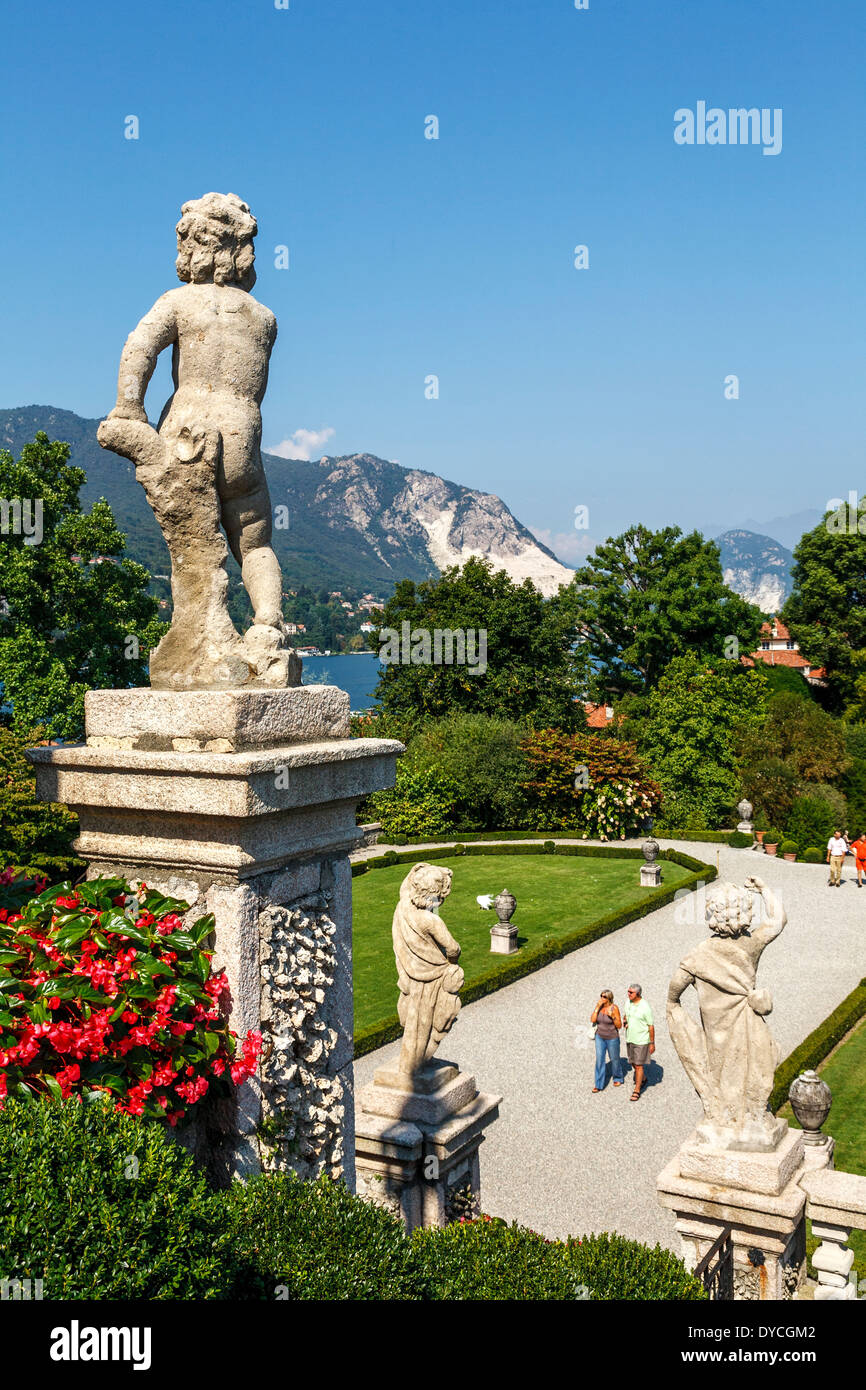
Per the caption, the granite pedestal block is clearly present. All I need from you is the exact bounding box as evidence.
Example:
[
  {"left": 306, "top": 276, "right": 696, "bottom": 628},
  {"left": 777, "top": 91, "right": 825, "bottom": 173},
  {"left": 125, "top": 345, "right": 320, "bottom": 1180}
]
[
  {"left": 355, "top": 1058, "right": 501, "bottom": 1230},
  {"left": 657, "top": 1124, "right": 818, "bottom": 1301},
  {"left": 28, "top": 687, "right": 402, "bottom": 1186},
  {"left": 640, "top": 863, "right": 662, "bottom": 887}
]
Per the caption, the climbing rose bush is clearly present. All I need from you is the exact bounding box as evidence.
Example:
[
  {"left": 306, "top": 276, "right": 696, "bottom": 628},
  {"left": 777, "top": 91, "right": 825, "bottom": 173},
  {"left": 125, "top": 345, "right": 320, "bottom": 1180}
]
[{"left": 0, "top": 869, "right": 260, "bottom": 1124}]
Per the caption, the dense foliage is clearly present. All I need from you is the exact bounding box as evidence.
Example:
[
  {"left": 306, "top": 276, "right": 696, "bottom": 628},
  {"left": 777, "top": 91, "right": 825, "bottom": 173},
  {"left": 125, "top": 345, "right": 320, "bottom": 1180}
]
[
  {"left": 0, "top": 433, "right": 165, "bottom": 740},
  {"left": 565, "top": 525, "right": 762, "bottom": 699},
  {"left": 520, "top": 729, "right": 662, "bottom": 838},
  {"left": 366, "top": 761, "right": 460, "bottom": 840},
  {"left": 639, "top": 656, "right": 767, "bottom": 831},
  {"left": 782, "top": 504, "right": 866, "bottom": 715},
  {"left": 0, "top": 725, "right": 80, "bottom": 877},
  {"left": 395, "top": 713, "right": 528, "bottom": 831},
  {"left": 369, "top": 558, "right": 582, "bottom": 729},
  {"left": 0, "top": 1096, "right": 707, "bottom": 1301},
  {"left": 0, "top": 1096, "right": 230, "bottom": 1299},
  {"left": 0, "top": 871, "right": 259, "bottom": 1123}
]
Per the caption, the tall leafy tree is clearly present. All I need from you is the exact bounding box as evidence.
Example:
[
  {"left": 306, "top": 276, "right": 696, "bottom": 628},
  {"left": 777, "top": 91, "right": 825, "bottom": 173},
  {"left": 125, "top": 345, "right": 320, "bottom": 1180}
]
[
  {"left": 782, "top": 504, "right": 866, "bottom": 714},
  {"left": 638, "top": 655, "right": 768, "bottom": 830},
  {"left": 0, "top": 433, "right": 165, "bottom": 740},
  {"left": 369, "top": 557, "right": 582, "bottom": 729},
  {"left": 564, "top": 525, "right": 763, "bottom": 699}
]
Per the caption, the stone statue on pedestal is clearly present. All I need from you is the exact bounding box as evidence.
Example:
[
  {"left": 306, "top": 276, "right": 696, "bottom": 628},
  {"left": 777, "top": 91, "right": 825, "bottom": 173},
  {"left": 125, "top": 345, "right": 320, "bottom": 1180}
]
[
  {"left": 97, "top": 192, "right": 298, "bottom": 691},
  {"left": 667, "top": 874, "right": 786, "bottom": 1152},
  {"left": 392, "top": 863, "right": 464, "bottom": 1077},
  {"left": 737, "top": 798, "right": 754, "bottom": 835}
]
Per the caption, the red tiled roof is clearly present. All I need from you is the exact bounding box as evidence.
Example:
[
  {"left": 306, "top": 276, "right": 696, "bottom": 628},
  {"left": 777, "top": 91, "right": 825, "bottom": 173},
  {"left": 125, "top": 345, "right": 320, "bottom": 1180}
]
[
  {"left": 750, "top": 649, "right": 811, "bottom": 670},
  {"left": 584, "top": 702, "right": 613, "bottom": 728},
  {"left": 760, "top": 617, "right": 792, "bottom": 641}
]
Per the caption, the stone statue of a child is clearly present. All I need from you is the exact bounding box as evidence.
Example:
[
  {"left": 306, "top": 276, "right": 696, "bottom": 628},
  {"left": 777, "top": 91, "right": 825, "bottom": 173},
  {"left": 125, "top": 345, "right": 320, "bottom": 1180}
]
[
  {"left": 392, "top": 863, "right": 464, "bottom": 1077},
  {"left": 98, "top": 192, "right": 297, "bottom": 689}
]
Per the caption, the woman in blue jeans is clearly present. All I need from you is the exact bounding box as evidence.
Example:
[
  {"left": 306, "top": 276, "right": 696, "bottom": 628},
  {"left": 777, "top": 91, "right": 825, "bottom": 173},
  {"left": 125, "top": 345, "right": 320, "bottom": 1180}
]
[{"left": 591, "top": 989, "right": 624, "bottom": 1092}]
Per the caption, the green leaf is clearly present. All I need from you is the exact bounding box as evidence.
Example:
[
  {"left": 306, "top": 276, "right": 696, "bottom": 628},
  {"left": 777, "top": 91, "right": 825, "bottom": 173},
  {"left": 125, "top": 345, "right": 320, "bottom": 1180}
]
[{"left": 43, "top": 1075, "right": 64, "bottom": 1101}]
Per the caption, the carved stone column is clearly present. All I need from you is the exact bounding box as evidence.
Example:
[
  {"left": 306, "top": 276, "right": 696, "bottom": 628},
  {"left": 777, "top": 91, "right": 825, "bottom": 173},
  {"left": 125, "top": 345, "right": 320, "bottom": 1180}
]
[{"left": 29, "top": 686, "right": 401, "bottom": 1185}]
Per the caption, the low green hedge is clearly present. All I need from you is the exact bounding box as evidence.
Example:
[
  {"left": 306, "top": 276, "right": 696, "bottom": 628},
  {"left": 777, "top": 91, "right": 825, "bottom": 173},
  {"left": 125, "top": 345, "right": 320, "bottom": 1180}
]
[
  {"left": 728, "top": 831, "right": 753, "bottom": 848},
  {"left": 770, "top": 977, "right": 866, "bottom": 1113},
  {"left": 353, "top": 844, "right": 715, "bottom": 1057},
  {"left": 0, "top": 1096, "right": 230, "bottom": 1299},
  {"left": 0, "top": 1099, "right": 706, "bottom": 1301},
  {"left": 371, "top": 828, "right": 734, "bottom": 846},
  {"left": 414, "top": 1220, "right": 706, "bottom": 1301},
  {"left": 802, "top": 847, "right": 823, "bottom": 863},
  {"left": 225, "top": 1170, "right": 428, "bottom": 1300}
]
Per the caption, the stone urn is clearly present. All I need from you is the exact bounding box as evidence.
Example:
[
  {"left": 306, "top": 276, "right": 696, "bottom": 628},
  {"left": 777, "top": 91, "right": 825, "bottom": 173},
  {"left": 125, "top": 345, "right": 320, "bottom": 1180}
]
[
  {"left": 641, "top": 834, "right": 660, "bottom": 864},
  {"left": 490, "top": 889, "right": 519, "bottom": 955},
  {"left": 789, "top": 1070, "right": 832, "bottom": 1145},
  {"left": 640, "top": 834, "right": 661, "bottom": 887},
  {"left": 736, "top": 798, "right": 754, "bottom": 836}
]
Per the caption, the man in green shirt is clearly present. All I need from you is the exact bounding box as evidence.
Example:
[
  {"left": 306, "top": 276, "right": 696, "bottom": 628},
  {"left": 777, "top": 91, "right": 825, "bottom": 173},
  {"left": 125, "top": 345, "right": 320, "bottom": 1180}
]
[{"left": 624, "top": 983, "right": 655, "bottom": 1101}]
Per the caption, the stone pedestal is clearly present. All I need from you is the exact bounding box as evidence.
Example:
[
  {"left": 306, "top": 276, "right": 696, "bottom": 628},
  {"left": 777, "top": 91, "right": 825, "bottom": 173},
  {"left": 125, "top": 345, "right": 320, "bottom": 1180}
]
[
  {"left": 28, "top": 686, "right": 402, "bottom": 1186},
  {"left": 354, "top": 1058, "right": 501, "bottom": 1230},
  {"left": 800, "top": 1168, "right": 866, "bottom": 1300},
  {"left": 640, "top": 863, "right": 662, "bottom": 887},
  {"left": 657, "top": 1125, "right": 813, "bottom": 1300},
  {"left": 489, "top": 923, "right": 519, "bottom": 955}
]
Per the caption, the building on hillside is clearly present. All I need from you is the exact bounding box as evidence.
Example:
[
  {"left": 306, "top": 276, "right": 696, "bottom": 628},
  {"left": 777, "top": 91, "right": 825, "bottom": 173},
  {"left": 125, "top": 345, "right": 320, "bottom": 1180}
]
[
  {"left": 359, "top": 622, "right": 376, "bottom": 634},
  {"left": 285, "top": 622, "right": 306, "bottom": 636},
  {"left": 744, "top": 617, "right": 827, "bottom": 687}
]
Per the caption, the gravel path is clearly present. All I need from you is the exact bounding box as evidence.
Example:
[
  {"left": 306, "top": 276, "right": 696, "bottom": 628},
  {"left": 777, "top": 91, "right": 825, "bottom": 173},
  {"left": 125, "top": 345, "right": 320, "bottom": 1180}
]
[{"left": 352, "top": 838, "right": 866, "bottom": 1250}]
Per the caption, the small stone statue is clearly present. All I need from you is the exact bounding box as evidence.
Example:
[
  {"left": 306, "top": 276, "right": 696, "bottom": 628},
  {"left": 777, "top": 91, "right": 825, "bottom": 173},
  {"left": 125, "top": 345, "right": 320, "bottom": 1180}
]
[
  {"left": 97, "top": 192, "right": 298, "bottom": 691},
  {"left": 392, "top": 863, "right": 463, "bottom": 1077},
  {"left": 667, "top": 875, "right": 786, "bottom": 1151}
]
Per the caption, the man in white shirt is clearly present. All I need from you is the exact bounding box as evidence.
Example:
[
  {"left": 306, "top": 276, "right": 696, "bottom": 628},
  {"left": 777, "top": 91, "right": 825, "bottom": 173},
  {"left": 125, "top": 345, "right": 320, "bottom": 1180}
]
[{"left": 826, "top": 831, "right": 848, "bottom": 887}]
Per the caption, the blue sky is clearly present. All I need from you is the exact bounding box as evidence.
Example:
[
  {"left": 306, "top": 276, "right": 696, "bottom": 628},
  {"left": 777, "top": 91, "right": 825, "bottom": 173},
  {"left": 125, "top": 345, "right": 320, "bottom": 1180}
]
[{"left": 1, "top": 0, "right": 862, "bottom": 564}]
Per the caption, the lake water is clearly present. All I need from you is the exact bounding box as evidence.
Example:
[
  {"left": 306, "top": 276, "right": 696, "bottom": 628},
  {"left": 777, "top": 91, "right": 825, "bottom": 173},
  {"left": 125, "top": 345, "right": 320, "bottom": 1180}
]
[{"left": 300, "top": 652, "right": 382, "bottom": 711}]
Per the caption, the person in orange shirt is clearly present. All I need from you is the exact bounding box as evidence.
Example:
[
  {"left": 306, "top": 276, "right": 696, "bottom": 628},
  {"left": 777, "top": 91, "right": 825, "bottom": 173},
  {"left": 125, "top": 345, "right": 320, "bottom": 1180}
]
[{"left": 853, "top": 833, "right": 866, "bottom": 888}]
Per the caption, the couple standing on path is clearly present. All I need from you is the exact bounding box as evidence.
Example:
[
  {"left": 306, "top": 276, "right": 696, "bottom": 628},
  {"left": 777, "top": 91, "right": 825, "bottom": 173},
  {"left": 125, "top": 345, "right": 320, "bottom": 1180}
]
[{"left": 590, "top": 985, "right": 655, "bottom": 1102}]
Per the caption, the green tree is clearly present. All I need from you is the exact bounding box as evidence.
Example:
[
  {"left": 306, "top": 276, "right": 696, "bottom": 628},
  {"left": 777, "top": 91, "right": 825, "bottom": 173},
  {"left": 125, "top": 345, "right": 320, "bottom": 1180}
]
[
  {"left": 737, "top": 691, "right": 850, "bottom": 785},
  {"left": 565, "top": 525, "right": 763, "bottom": 699},
  {"left": 369, "top": 558, "right": 582, "bottom": 729},
  {"left": 782, "top": 504, "right": 866, "bottom": 713},
  {"left": 0, "top": 434, "right": 165, "bottom": 740},
  {"left": 639, "top": 655, "right": 768, "bottom": 830},
  {"left": 401, "top": 712, "right": 528, "bottom": 831},
  {"left": 0, "top": 725, "right": 80, "bottom": 875}
]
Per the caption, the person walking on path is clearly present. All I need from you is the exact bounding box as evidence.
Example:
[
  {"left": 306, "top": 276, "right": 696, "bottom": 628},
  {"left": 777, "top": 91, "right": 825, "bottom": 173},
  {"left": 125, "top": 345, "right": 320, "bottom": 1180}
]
[
  {"left": 624, "top": 983, "right": 655, "bottom": 1101},
  {"left": 827, "top": 830, "right": 848, "bottom": 887},
  {"left": 853, "top": 833, "right": 866, "bottom": 888},
  {"left": 590, "top": 989, "right": 623, "bottom": 1092}
]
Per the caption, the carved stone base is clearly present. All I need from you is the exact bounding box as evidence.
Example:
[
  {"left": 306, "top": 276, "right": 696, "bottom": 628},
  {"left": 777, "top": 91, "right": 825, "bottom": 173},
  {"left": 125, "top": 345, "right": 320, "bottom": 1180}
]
[
  {"left": 640, "top": 864, "right": 662, "bottom": 887},
  {"left": 489, "top": 923, "right": 519, "bottom": 954},
  {"left": 657, "top": 1123, "right": 818, "bottom": 1300},
  {"left": 28, "top": 688, "right": 402, "bottom": 1184},
  {"left": 355, "top": 1059, "right": 501, "bottom": 1231}
]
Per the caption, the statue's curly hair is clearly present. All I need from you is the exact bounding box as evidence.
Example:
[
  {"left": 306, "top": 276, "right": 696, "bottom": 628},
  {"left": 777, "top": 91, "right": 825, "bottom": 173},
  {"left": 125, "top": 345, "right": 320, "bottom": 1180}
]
[
  {"left": 175, "top": 192, "right": 258, "bottom": 290},
  {"left": 705, "top": 881, "right": 753, "bottom": 938},
  {"left": 401, "top": 862, "right": 453, "bottom": 910}
]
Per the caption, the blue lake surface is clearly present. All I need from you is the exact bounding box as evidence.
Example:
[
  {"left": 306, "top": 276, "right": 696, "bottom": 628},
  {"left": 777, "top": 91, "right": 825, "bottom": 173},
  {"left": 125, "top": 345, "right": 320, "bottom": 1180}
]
[{"left": 300, "top": 652, "right": 382, "bottom": 711}]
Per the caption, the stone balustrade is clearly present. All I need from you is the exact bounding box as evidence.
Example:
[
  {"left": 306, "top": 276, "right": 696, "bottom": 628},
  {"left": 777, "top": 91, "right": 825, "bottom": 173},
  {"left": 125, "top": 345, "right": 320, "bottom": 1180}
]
[{"left": 799, "top": 1168, "right": 866, "bottom": 1300}]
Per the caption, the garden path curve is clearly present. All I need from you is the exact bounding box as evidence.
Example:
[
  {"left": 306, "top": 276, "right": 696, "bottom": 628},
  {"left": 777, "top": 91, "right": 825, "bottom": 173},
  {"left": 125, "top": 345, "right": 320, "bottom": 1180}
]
[{"left": 352, "top": 838, "right": 866, "bottom": 1250}]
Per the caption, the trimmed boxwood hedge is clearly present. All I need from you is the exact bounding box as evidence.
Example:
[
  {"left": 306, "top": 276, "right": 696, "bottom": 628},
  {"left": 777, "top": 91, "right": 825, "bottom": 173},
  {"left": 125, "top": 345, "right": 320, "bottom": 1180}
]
[
  {"left": 770, "top": 977, "right": 866, "bottom": 1113},
  {"left": 353, "top": 843, "right": 715, "bottom": 1057},
  {"left": 415, "top": 1220, "right": 706, "bottom": 1301},
  {"left": 0, "top": 1096, "right": 231, "bottom": 1299},
  {"left": 374, "top": 828, "right": 734, "bottom": 846},
  {"left": 0, "top": 1102, "right": 706, "bottom": 1301}
]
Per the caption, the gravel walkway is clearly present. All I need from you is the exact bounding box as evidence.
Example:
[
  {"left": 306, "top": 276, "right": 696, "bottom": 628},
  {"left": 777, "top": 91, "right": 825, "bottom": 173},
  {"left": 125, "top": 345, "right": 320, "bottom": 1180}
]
[{"left": 352, "top": 838, "right": 866, "bottom": 1250}]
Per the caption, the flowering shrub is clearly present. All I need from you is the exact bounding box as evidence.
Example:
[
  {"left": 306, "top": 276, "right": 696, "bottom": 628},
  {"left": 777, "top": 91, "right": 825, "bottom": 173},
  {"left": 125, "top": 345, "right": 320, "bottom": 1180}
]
[
  {"left": 0, "top": 869, "right": 261, "bottom": 1125},
  {"left": 520, "top": 730, "right": 662, "bottom": 840}
]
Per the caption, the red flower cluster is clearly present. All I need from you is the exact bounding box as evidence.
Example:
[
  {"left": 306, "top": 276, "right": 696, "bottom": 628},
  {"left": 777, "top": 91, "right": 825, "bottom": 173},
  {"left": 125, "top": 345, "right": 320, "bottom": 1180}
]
[{"left": 0, "top": 870, "right": 261, "bottom": 1124}]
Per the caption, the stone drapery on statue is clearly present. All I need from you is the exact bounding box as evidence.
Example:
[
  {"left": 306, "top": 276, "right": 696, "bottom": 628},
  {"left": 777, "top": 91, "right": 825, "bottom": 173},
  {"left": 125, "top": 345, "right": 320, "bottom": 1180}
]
[
  {"left": 667, "top": 875, "right": 786, "bottom": 1152},
  {"left": 97, "top": 192, "right": 299, "bottom": 691},
  {"left": 392, "top": 863, "right": 464, "bottom": 1077}
]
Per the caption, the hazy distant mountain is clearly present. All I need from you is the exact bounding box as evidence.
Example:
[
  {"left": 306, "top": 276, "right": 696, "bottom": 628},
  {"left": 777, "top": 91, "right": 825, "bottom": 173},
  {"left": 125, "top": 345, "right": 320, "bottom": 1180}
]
[
  {"left": 716, "top": 529, "right": 794, "bottom": 613},
  {"left": 0, "top": 406, "right": 573, "bottom": 597},
  {"left": 738, "top": 510, "right": 822, "bottom": 552}
]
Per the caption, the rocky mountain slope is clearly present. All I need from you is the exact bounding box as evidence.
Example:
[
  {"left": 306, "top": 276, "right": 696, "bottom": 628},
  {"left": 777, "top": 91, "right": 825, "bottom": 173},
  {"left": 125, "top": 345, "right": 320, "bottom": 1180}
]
[
  {"left": 0, "top": 407, "right": 573, "bottom": 597},
  {"left": 715, "top": 528, "right": 794, "bottom": 612}
]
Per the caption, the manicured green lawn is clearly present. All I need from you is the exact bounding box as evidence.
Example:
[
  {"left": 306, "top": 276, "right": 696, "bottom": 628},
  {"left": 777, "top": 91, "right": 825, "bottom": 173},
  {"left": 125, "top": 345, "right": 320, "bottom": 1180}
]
[
  {"left": 352, "top": 854, "right": 694, "bottom": 1035},
  {"left": 780, "top": 1016, "right": 866, "bottom": 1282}
]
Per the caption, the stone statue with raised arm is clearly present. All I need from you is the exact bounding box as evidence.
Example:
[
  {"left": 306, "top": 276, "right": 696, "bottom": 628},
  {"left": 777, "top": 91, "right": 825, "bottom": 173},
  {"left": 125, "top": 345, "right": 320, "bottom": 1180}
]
[
  {"left": 667, "top": 875, "right": 787, "bottom": 1152},
  {"left": 392, "top": 863, "right": 464, "bottom": 1077},
  {"left": 97, "top": 192, "right": 299, "bottom": 691}
]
